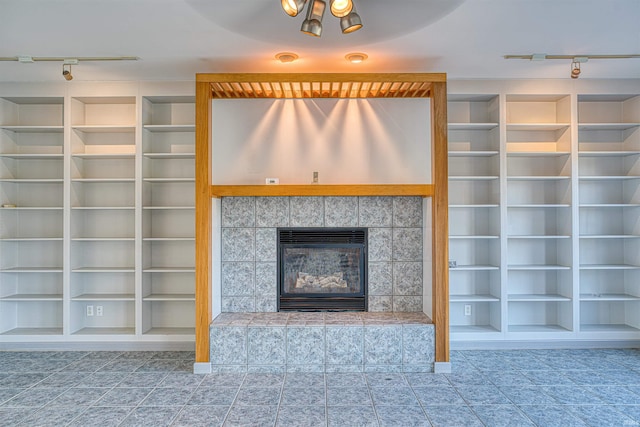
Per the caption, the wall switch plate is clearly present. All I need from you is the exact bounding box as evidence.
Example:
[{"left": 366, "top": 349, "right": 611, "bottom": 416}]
[
  {"left": 96, "top": 306, "right": 103, "bottom": 317},
  {"left": 86, "top": 305, "right": 94, "bottom": 316},
  {"left": 464, "top": 304, "right": 472, "bottom": 316},
  {"left": 265, "top": 178, "right": 279, "bottom": 185}
]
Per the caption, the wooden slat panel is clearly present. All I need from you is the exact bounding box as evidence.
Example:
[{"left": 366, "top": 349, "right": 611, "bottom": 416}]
[
  {"left": 210, "top": 184, "right": 434, "bottom": 198},
  {"left": 197, "top": 73, "right": 445, "bottom": 99}
]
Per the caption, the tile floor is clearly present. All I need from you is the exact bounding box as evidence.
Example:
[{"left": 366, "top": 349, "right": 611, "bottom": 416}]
[{"left": 0, "top": 348, "right": 639, "bottom": 426}]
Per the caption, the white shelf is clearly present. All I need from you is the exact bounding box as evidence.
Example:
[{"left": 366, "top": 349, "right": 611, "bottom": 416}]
[
  {"left": 143, "top": 267, "right": 195, "bottom": 273},
  {"left": 450, "top": 294, "right": 499, "bottom": 303},
  {"left": 0, "top": 237, "right": 62, "bottom": 241},
  {"left": 506, "top": 123, "right": 570, "bottom": 131},
  {"left": 0, "top": 178, "right": 63, "bottom": 183},
  {"left": 143, "top": 177, "right": 195, "bottom": 182},
  {"left": 143, "top": 206, "right": 194, "bottom": 210},
  {"left": 0, "top": 125, "right": 64, "bottom": 133},
  {"left": 0, "top": 153, "right": 63, "bottom": 159},
  {"left": 72, "top": 327, "right": 135, "bottom": 335},
  {"left": 71, "top": 267, "right": 135, "bottom": 273},
  {"left": 580, "top": 324, "right": 640, "bottom": 333},
  {"left": 508, "top": 235, "right": 570, "bottom": 239},
  {"left": 449, "top": 235, "right": 499, "bottom": 240},
  {"left": 579, "top": 151, "right": 640, "bottom": 157},
  {"left": 71, "top": 125, "right": 135, "bottom": 133},
  {"left": 580, "top": 264, "right": 640, "bottom": 270},
  {"left": 508, "top": 176, "right": 570, "bottom": 181},
  {"left": 0, "top": 294, "right": 63, "bottom": 301},
  {"left": 580, "top": 204, "right": 640, "bottom": 208},
  {"left": 578, "top": 123, "right": 640, "bottom": 131},
  {"left": 143, "top": 294, "right": 195, "bottom": 301},
  {"left": 72, "top": 206, "right": 135, "bottom": 210},
  {"left": 72, "top": 178, "right": 135, "bottom": 183},
  {"left": 143, "top": 237, "right": 195, "bottom": 241},
  {"left": 143, "top": 327, "right": 194, "bottom": 335},
  {"left": 449, "top": 204, "right": 499, "bottom": 209},
  {"left": 579, "top": 175, "right": 640, "bottom": 180},
  {"left": 72, "top": 294, "right": 135, "bottom": 301},
  {"left": 72, "top": 237, "right": 135, "bottom": 241},
  {"left": 449, "top": 176, "right": 499, "bottom": 181},
  {"left": 143, "top": 124, "right": 195, "bottom": 132},
  {"left": 451, "top": 325, "right": 500, "bottom": 333},
  {"left": 71, "top": 153, "right": 135, "bottom": 159},
  {"left": 143, "top": 152, "right": 195, "bottom": 159},
  {"left": 580, "top": 293, "right": 640, "bottom": 301},
  {"left": 1, "top": 327, "right": 62, "bottom": 336},
  {"left": 0, "top": 267, "right": 63, "bottom": 273},
  {"left": 507, "top": 151, "right": 571, "bottom": 157},
  {"left": 448, "top": 151, "right": 499, "bottom": 157},
  {"left": 449, "top": 265, "right": 499, "bottom": 271},
  {"left": 0, "top": 206, "right": 63, "bottom": 210},
  {"left": 448, "top": 123, "right": 499, "bottom": 130},
  {"left": 508, "top": 324, "right": 571, "bottom": 333},
  {"left": 508, "top": 204, "right": 570, "bottom": 208},
  {"left": 508, "top": 265, "right": 571, "bottom": 270},
  {"left": 509, "top": 294, "right": 571, "bottom": 302},
  {"left": 580, "top": 235, "right": 639, "bottom": 239}
]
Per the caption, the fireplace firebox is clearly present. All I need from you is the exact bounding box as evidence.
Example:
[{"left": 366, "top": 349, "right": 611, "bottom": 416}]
[{"left": 278, "top": 228, "right": 367, "bottom": 311}]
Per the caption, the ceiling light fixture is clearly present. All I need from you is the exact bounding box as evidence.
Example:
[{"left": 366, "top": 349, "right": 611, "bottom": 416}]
[
  {"left": 275, "top": 52, "right": 299, "bottom": 63},
  {"left": 345, "top": 53, "right": 367, "bottom": 63},
  {"left": 283, "top": 0, "right": 363, "bottom": 37}
]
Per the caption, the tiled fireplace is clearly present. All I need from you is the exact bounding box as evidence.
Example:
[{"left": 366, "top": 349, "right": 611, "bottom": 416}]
[{"left": 210, "top": 196, "right": 435, "bottom": 372}]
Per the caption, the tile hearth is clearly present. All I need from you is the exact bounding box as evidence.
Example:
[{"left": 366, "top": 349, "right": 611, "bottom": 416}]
[{"left": 210, "top": 312, "right": 434, "bottom": 373}]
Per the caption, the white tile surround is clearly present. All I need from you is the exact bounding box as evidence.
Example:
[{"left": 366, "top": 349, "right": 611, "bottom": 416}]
[
  {"left": 210, "top": 196, "right": 436, "bottom": 373},
  {"left": 218, "top": 196, "right": 426, "bottom": 313}
]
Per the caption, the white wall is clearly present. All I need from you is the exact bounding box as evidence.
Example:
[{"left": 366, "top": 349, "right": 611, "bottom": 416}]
[{"left": 211, "top": 98, "right": 432, "bottom": 185}]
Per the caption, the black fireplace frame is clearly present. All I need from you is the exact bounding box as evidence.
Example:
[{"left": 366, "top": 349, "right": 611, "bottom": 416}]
[{"left": 277, "top": 227, "right": 367, "bottom": 311}]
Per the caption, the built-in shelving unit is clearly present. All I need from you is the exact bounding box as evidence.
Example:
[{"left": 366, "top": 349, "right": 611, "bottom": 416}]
[
  {"left": 447, "top": 95, "right": 502, "bottom": 337},
  {"left": 0, "top": 85, "right": 196, "bottom": 344},
  {"left": 449, "top": 86, "right": 640, "bottom": 343},
  {"left": 0, "top": 96, "right": 65, "bottom": 335},
  {"left": 577, "top": 94, "right": 640, "bottom": 335},
  {"left": 141, "top": 96, "right": 196, "bottom": 337}
]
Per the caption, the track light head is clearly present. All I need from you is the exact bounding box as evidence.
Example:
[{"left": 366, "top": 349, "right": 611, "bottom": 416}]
[
  {"left": 571, "top": 61, "right": 581, "bottom": 79},
  {"left": 340, "top": 7, "right": 362, "bottom": 34},
  {"left": 301, "top": 0, "right": 325, "bottom": 37},
  {"left": 62, "top": 64, "right": 73, "bottom": 81},
  {"left": 282, "top": 0, "right": 307, "bottom": 17},
  {"left": 330, "top": 0, "right": 352, "bottom": 17}
]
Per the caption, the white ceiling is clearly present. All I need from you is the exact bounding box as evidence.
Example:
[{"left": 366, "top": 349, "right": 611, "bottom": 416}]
[{"left": 1, "top": 0, "right": 639, "bottom": 83}]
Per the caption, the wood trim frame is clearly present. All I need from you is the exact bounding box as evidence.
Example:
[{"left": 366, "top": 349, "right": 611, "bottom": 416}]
[
  {"left": 431, "top": 82, "right": 450, "bottom": 363},
  {"left": 195, "top": 73, "right": 449, "bottom": 365},
  {"left": 210, "top": 184, "right": 434, "bottom": 198},
  {"left": 195, "top": 81, "right": 212, "bottom": 363}
]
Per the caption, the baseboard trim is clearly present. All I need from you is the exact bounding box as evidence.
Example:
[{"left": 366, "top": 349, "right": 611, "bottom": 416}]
[
  {"left": 0, "top": 341, "right": 195, "bottom": 352},
  {"left": 434, "top": 362, "right": 452, "bottom": 373},
  {"left": 193, "top": 362, "right": 212, "bottom": 374},
  {"left": 451, "top": 339, "right": 640, "bottom": 351}
]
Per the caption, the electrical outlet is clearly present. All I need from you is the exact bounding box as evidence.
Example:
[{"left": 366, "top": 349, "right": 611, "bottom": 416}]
[
  {"left": 86, "top": 305, "right": 94, "bottom": 316},
  {"left": 464, "top": 304, "right": 472, "bottom": 316},
  {"left": 265, "top": 177, "right": 279, "bottom": 185},
  {"left": 96, "top": 306, "right": 103, "bottom": 317}
]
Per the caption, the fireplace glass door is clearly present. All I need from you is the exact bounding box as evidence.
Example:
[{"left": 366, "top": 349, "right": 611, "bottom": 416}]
[{"left": 278, "top": 228, "right": 367, "bottom": 311}]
